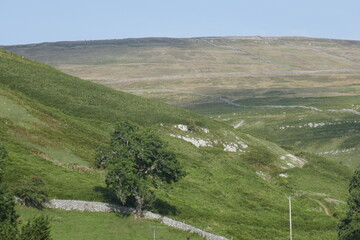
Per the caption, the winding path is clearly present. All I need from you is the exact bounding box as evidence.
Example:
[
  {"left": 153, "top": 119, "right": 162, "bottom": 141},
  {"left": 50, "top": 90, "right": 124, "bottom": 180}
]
[
  {"left": 313, "top": 200, "right": 332, "bottom": 216},
  {"left": 46, "top": 199, "right": 230, "bottom": 240}
]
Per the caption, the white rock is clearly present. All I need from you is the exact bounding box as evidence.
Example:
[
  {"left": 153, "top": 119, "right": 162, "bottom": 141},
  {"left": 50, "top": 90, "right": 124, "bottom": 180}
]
[
  {"left": 279, "top": 173, "right": 289, "bottom": 178},
  {"left": 286, "top": 154, "right": 306, "bottom": 167},
  {"left": 169, "top": 134, "right": 212, "bottom": 148},
  {"left": 256, "top": 171, "right": 270, "bottom": 181},
  {"left": 201, "top": 128, "right": 210, "bottom": 133},
  {"left": 238, "top": 141, "right": 248, "bottom": 148},
  {"left": 234, "top": 120, "right": 244, "bottom": 129},
  {"left": 174, "top": 124, "right": 188, "bottom": 132},
  {"left": 223, "top": 143, "right": 238, "bottom": 152},
  {"left": 286, "top": 162, "right": 295, "bottom": 168},
  {"left": 318, "top": 148, "right": 357, "bottom": 155}
]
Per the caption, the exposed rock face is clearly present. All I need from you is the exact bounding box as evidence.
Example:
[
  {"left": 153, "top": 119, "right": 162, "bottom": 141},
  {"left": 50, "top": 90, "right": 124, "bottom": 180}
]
[
  {"left": 169, "top": 134, "right": 213, "bottom": 147},
  {"left": 280, "top": 154, "right": 307, "bottom": 169},
  {"left": 174, "top": 124, "right": 189, "bottom": 132}
]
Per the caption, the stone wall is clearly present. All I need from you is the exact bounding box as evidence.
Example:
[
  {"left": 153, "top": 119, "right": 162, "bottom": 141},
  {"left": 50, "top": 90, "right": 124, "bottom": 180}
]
[{"left": 46, "top": 199, "right": 230, "bottom": 240}]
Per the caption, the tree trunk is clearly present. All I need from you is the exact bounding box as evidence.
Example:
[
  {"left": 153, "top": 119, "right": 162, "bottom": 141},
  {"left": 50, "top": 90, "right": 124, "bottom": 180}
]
[{"left": 135, "top": 195, "right": 144, "bottom": 219}]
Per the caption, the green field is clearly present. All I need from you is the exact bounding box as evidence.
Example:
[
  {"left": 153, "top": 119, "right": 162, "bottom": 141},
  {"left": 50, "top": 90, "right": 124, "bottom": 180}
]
[
  {"left": 0, "top": 37, "right": 358, "bottom": 239},
  {"left": 16, "top": 206, "right": 202, "bottom": 240}
]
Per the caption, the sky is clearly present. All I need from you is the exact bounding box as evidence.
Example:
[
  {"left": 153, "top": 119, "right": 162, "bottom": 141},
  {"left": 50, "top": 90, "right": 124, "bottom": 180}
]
[{"left": 1, "top": 0, "right": 359, "bottom": 45}]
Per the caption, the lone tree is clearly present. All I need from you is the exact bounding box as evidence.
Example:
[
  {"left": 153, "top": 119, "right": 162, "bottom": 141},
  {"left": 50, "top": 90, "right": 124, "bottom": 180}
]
[
  {"left": 96, "top": 121, "right": 186, "bottom": 218},
  {"left": 338, "top": 169, "right": 360, "bottom": 240}
]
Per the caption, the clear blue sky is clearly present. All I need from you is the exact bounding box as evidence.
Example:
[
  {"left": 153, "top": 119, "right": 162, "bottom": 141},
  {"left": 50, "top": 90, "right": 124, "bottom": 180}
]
[{"left": 1, "top": 0, "right": 359, "bottom": 45}]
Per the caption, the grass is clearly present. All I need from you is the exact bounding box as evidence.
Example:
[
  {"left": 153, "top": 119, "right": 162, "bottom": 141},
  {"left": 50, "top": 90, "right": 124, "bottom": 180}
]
[
  {"left": 16, "top": 206, "right": 202, "bottom": 240},
  {"left": 153, "top": 135, "right": 352, "bottom": 240},
  {"left": 0, "top": 48, "right": 205, "bottom": 127},
  {"left": 4, "top": 37, "right": 360, "bottom": 95},
  {"left": 0, "top": 47, "right": 355, "bottom": 239},
  {"left": 185, "top": 93, "right": 360, "bottom": 168},
  {"left": 4, "top": 37, "right": 360, "bottom": 170}
]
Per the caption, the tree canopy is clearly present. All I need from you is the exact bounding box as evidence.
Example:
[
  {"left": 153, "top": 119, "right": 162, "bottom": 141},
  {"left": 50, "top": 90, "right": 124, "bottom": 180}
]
[
  {"left": 0, "top": 143, "right": 8, "bottom": 182},
  {"left": 338, "top": 169, "right": 360, "bottom": 240},
  {"left": 0, "top": 144, "right": 52, "bottom": 240},
  {"left": 96, "top": 121, "right": 186, "bottom": 218}
]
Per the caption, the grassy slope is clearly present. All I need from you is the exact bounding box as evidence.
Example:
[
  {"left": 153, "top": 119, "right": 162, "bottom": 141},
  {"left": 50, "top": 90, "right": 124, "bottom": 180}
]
[
  {"left": 16, "top": 206, "right": 202, "bottom": 240},
  {"left": 5, "top": 37, "right": 360, "bottom": 168},
  {"left": 0, "top": 48, "right": 353, "bottom": 240},
  {"left": 187, "top": 95, "right": 360, "bottom": 168},
  {"left": 4, "top": 37, "right": 360, "bottom": 95},
  {"left": 0, "top": 49, "right": 204, "bottom": 126}
]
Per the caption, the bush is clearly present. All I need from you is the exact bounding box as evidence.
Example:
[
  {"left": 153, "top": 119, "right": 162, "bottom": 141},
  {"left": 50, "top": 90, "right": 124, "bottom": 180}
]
[
  {"left": 14, "top": 176, "right": 49, "bottom": 209},
  {"left": 186, "top": 119, "right": 197, "bottom": 132},
  {"left": 0, "top": 184, "right": 52, "bottom": 240},
  {"left": 0, "top": 185, "right": 19, "bottom": 239},
  {"left": 19, "top": 216, "right": 52, "bottom": 240},
  {"left": 0, "top": 221, "right": 19, "bottom": 240},
  {"left": 338, "top": 169, "right": 360, "bottom": 240},
  {"left": 0, "top": 143, "right": 8, "bottom": 182},
  {"left": 0, "top": 185, "right": 18, "bottom": 225}
]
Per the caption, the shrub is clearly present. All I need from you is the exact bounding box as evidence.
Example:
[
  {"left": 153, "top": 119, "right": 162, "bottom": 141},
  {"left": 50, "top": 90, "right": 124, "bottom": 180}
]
[
  {"left": 186, "top": 119, "right": 197, "bottom": 132},
  {"left": 338, "top": 169, "right": 360, "bottom": 240},
  {"left": 0, "top": 221, "right": 19, "bottom": 240},
  {"left": 19, "top": 216, "right": 52, "bottom": 240},
  {"left": 14, "top": 176, "right": 49, "bottom": 209},
  {"left": 0, "top": 143, "right": 8, "bottom": 182},
  {"left": 0, "top": 185, "right": 19, "bottom": 240},
  {"left": 0, "top": 185, "right": 18, "bottom": 225}
]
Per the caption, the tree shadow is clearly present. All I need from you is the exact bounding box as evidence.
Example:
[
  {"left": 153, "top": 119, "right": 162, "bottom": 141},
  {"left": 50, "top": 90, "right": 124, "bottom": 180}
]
[
  {"left": 93, "top": 186, "right": 136, "bottom": 217},
  {"left": 93, "top": 186, "right": 118, "bottom": 204},
  {"left": 150, "top": 198, "right": 178, "bottom": 216},
  {"left": 93, "top": 186, "right": 178, "bottom": 217}
]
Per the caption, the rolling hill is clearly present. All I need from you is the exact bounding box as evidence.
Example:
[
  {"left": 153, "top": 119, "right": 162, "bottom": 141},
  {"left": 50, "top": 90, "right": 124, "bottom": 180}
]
[
  {"left": 4, "top": 36, "right": 359, "bottom": 167},
  {"left": 0, "top": 46, "right": 354, "bottom": 239}
]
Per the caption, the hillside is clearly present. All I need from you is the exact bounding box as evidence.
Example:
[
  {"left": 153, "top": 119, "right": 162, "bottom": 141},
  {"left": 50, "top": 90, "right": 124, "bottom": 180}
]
[
  {"left": 0, "top": 48, "right": 353, "bottom": 239},
  {"left": 5, "top": 37, "right": 360, "bottom": 167}
]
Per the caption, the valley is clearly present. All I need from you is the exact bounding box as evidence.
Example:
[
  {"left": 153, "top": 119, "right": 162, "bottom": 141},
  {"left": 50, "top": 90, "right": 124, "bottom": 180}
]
[{"left": 1, "top": 36, "right": 359, "bottom": 239}]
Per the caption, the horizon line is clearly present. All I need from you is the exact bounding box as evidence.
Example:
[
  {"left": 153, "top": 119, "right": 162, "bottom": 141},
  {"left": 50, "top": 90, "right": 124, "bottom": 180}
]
[{"left": 2, "top": 35, "right": 360, "bottom": 47}]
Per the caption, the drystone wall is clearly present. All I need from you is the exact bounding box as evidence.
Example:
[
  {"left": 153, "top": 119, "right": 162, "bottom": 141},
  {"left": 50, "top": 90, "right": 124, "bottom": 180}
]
[{"left": 46, "top": 199, "right": 230, "bottom": 240}]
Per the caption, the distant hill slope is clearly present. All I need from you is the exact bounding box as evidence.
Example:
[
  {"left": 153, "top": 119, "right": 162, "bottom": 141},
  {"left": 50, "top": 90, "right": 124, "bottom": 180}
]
[
  {"left": 3, "top": 37, "right": 360, "bottom": 97},
  {"left": 0, "top": 48, "right": 205, "bottom": 126},
  {"left": 0, "top": 48, "right": 353, "bottom": 240},
  {"left": 4, "top": 36, "right": 360, "bottom": 167}
]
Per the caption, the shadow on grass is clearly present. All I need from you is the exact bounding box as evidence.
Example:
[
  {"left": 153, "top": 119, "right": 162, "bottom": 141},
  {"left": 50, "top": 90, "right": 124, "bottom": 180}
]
[
  {"left": 93, "top": 186, "right": 118, "bottom": 204},
  {"left": 93, "top": 186, "right": 178, "bottom": 217},
  {"left": 151, "top": 198, "right": 178, "bottom": 216}
]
